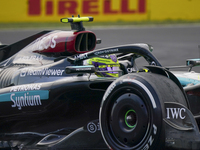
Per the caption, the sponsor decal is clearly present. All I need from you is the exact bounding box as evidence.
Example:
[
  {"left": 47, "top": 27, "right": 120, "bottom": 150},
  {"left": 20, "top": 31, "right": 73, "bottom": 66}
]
[
  {"left": 110, "top": 54, "right": 117, "bottom": 62},
  {"left": 94, "top": 48, "right": 119, "bottom": 56},
  {"left": 87, "top": 122, "right": 100, "bottom": 133},
  {"left": 99, "top": 55, "right": 110, "bottom": 58},
  {"left": 32, "top": 35, "right": 57, "bottom": 51},
  {"left": 166, "top": 108, "right": 186, "bottom": 120},
  {"left": 164, "top": 103, "right": 194, "bottom": 131},
  {"left": 74, "top": 53, "right": 88, "bottom": 60},
  {"left": 11, "top": 93, "right": 41, "bottom": 110},
  {"left": 10, "top": 84, "right": 42, "bottom": 92},
  {"left": 20, "top": 68, "right": 65, "bottom": 77},
  {"left": 165, "top": 103, "right": 187, "bottom": 120},
  {"left": 18, "top": 55, "right": 43, "bottom": 61},
  {"left": 0, "top": 90, "right": 49, "bottom": 110}
]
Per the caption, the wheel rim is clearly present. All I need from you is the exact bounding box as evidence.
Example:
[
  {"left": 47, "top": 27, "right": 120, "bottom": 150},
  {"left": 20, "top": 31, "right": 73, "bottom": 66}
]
[{"left": 108, "top": 93, "right": 150, "bottom": 148}]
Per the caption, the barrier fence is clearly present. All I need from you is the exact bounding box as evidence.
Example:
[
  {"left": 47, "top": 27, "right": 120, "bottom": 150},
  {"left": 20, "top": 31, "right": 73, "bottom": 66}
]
[{"left": 0, "top": 0, "right": 199, "bottom": 22}]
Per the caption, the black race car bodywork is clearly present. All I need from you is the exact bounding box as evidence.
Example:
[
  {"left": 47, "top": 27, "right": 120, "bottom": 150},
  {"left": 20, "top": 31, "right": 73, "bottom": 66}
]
[{"left": 0, "top": 16, "right": 200, "bottom": 150}]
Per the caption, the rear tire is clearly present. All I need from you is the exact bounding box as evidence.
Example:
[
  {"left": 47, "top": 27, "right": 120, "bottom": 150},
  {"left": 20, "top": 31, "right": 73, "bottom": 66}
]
[{"left": 100, "top": 73, "right": 187, "bottom": 150}]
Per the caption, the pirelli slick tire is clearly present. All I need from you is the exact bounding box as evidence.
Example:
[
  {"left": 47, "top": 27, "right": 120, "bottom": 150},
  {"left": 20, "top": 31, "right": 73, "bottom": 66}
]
[{"left": 100, "top": 72, "right": 188, "bottom": 150}]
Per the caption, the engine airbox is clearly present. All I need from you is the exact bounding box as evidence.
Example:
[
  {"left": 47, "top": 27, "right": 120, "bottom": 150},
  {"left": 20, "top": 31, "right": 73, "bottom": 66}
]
[
  {"left": 33, "top": 30, "right": 97, "bottom": 55},
  {"left": 74, "top": 32, "right": 96, "bottom": 53}
]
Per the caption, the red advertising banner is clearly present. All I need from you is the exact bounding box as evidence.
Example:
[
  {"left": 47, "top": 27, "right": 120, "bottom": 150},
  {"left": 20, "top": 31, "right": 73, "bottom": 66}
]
[{"left": 0, "top": 0, "right": 199, "bottom": 22}]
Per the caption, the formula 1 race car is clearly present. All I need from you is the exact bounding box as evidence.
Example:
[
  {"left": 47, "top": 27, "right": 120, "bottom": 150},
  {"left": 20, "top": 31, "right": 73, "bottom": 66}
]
[{"left": 0, "top": 16, "right": 200, "bottom": 150}]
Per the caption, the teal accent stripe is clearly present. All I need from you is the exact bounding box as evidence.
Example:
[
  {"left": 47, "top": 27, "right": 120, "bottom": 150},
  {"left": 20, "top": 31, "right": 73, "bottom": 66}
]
[
  {"left": 0, "top": 90, "right": 49, "bottom": 103},
  {"left": 188, "top": 59, "right": 200, "bottom": 61},
  {"left": 177, "top": 77, "right": 200, "bottom": 86}
]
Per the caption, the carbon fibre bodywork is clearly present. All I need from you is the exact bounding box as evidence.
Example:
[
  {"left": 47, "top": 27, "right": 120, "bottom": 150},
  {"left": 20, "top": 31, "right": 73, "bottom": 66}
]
[{"left": 0, "top": 35, "right": 159, "bottom": 149}]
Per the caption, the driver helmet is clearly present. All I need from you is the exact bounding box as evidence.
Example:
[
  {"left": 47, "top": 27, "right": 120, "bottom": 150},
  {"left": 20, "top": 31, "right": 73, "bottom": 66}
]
[{"left": 84, "top": 54, "right": 120, "bottom": 77}]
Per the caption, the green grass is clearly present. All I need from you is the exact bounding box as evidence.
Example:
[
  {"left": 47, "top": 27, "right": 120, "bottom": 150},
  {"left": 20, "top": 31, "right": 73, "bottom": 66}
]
[{"left": 0, "top": 20, "right": 200, "bottom": 30}]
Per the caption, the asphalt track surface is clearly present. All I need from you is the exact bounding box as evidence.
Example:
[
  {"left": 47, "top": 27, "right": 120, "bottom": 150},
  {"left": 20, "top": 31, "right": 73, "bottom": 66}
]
[{"left": 0, "top": 24, "right": 200, "bottom": 70}]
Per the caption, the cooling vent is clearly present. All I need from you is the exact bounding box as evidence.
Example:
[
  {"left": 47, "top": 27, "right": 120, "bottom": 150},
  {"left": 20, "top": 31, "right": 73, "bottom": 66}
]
[
  {"left": 75, "top": 33, "right": 96, "bottom": 52},
  {"left": 0, "top": 67, "right": 19, "bottom": 88}
]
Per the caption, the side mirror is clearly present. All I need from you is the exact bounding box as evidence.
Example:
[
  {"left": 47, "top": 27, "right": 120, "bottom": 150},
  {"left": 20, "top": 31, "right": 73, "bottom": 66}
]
[{"left": 66, "top": 65, "right": 95, "bottom": 74}]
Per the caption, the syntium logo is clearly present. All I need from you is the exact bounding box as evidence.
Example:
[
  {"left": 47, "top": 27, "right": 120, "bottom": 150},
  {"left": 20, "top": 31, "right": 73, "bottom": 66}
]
[
  {"left": 0, "top": 90, "right": 49, "bottom": 110},
  {"left": 11, "top": 93, "right": 41, "bottom": 110}
]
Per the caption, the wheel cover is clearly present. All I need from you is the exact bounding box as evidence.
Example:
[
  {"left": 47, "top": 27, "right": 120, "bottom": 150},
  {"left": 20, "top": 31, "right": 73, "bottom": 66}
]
[{"left": 108, "top": 93, "right": 150, "bottom": 148}]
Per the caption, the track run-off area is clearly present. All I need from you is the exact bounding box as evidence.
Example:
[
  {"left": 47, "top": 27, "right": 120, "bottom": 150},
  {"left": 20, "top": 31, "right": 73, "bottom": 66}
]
[{"left": 0, "top": 24, "right": 200, "bottom": 70}]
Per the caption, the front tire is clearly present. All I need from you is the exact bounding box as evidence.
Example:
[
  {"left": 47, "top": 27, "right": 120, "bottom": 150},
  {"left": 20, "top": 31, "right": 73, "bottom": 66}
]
[{"left": 100, "top": 73, "right": 187, "bottom": 150}]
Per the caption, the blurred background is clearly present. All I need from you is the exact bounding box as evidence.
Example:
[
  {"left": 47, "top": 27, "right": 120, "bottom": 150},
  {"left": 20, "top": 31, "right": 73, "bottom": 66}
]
[
  {"left": 0, "top": 0, "right": 200, "bottom": 23},
  {"left": 0, "top": 0, "right": 200, "bottom": 69}
]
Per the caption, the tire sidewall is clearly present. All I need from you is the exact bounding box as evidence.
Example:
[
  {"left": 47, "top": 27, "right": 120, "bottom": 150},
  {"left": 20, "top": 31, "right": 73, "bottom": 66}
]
[{"left": 100, "top": 74, "right": 164, "bottom": 150}]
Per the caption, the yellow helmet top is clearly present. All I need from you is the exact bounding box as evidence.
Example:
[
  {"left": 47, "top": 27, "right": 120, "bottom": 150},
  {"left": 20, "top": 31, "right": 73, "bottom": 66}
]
[{"left": 85, "top": 54, "right": 120, "bottom": 77}]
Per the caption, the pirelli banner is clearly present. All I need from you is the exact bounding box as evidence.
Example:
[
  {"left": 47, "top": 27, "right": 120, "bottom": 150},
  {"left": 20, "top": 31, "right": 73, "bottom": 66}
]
[{"left": 0, "top": 0, "right": 200, "bottom": 22}]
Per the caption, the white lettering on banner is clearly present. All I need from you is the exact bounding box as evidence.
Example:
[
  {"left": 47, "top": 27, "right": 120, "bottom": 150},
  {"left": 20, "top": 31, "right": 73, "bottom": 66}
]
[
  {"left": 166, "top": 108, "right": 186, "bottom": 119},
  {"left": 20, "top": 68, "right": 65, "bottom": 77},
  {"left": 10, "top": 84, "right": 42, "bottom": 92},
  {"left": 32, "top": 35, "right": 58, "bottom": 51},
  {"left": 11, "top": 93, "right": 42, "bottom": 110}
]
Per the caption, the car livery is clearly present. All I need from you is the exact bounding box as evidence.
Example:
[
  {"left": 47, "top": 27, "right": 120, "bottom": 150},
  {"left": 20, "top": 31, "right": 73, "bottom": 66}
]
[{"left": 0, "top": 16, "right": 200, "bottom": 150}]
